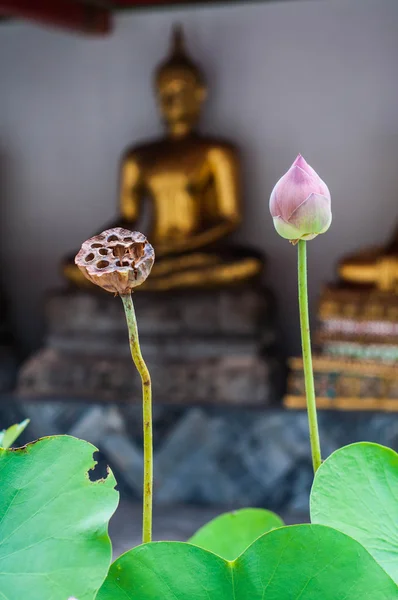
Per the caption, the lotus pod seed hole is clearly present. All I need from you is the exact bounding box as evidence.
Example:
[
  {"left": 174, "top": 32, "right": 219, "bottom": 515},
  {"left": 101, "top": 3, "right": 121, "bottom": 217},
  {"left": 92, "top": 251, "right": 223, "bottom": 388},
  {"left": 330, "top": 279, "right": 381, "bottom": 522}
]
[
  {"left": 108, "top": 234, "right": 119, "bottom": 242},
  {"left": 123, "top": 237, "right": 133, "bottom": 242},
  {"left": 85, "top": 253, "right": 95, "bottom": 262},
  {"left": 99, "top": 248, "right": 108, "bottom": 256},
  {"left": 97, "top": 260, "right": 110, "bottom": 269},
  {"left": 91, "top": 243, "right": 102, "bottom": 248}
]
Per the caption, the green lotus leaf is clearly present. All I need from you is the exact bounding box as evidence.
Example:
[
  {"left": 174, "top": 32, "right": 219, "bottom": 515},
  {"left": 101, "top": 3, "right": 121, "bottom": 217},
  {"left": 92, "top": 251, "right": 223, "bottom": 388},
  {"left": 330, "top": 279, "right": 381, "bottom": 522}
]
[
  {"left": 97, "top": 524, "right": 398, "bottom": 599},
  {"left": 311, "top": 442, "right": 398, "bottom": 584},
  {"left": 189, "top": 507, "right": 284, "bottom": 560},
  {"left": 0, "top": 435, "right": 119, "bottom": 600},
  {"left": 0, "top": 418, "right": 30, "bottom": 449}
]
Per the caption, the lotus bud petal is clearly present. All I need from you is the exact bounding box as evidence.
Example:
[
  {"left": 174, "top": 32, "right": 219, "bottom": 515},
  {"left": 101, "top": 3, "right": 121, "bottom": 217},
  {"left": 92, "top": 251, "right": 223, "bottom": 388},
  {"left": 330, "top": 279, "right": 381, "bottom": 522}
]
[
  {"left": 270, "top": 154, "right": 331, "bottom": 242},
  {"left": 75, "top": 228, "right": 154, "bottom": 294}
]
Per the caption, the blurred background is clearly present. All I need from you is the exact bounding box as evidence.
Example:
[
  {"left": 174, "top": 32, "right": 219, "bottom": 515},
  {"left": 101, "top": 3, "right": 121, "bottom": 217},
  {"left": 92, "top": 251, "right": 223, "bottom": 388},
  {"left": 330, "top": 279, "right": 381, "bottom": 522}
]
[{"left": 0, "top": 0, "right": 397, "bottom": 553}]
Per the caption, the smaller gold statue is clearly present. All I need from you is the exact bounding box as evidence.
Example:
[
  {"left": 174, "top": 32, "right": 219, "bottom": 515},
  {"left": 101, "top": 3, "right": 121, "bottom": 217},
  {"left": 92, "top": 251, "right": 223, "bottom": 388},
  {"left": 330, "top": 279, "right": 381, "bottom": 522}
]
[
  {"left": 64, "top": 26, "right": 263, "bottom": 291},
  {"left": 339, "top": 225, "right": 398, "bottom": 292}
]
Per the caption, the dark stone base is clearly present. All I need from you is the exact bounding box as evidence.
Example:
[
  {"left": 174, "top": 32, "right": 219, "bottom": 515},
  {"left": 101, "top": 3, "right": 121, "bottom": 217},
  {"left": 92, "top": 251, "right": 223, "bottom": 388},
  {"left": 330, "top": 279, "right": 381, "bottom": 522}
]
[
  {"left": 18, "top": 286, "right": 285, "bottom": 406},
  {"left": 19, "top": 349, "right": 276, "bottom": 405}
]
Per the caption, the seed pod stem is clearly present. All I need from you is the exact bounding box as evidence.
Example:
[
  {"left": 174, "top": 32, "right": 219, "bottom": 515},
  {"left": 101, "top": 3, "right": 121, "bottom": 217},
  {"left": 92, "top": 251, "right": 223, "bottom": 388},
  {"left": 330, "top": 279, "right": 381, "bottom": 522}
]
[
  {"left": 297, "top": 240, "right": 322, "bottom": 473},
  {"left": 120, "top": 293, "right": 153, "bottom": 544}
]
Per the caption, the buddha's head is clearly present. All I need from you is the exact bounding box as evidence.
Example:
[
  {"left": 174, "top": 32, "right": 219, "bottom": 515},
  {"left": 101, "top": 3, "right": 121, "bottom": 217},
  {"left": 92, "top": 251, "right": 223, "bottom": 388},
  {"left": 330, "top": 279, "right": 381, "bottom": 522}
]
[{"left": 155, "top": 26, "right": 207, "bottom": 136}]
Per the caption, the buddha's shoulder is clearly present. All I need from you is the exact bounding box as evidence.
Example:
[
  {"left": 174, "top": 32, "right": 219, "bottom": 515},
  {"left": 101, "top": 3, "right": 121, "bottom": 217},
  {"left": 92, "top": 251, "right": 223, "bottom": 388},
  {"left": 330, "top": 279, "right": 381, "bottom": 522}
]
[{"left": 121, "top": 138, "right": 166, "bottom": 161}]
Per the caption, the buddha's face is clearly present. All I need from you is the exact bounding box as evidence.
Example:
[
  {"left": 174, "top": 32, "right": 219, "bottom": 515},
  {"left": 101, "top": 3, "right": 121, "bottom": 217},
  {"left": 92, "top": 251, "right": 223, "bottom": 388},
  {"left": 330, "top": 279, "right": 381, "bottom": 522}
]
[{"left": 157, "top": 72, "right": 206, "bottom": 131}]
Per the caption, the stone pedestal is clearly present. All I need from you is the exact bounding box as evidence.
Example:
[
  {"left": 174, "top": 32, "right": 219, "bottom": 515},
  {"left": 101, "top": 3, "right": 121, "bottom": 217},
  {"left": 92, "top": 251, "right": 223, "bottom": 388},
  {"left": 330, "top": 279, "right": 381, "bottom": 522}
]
[{"left": 18, "top": 286, "right": 284, "bottom": 405}]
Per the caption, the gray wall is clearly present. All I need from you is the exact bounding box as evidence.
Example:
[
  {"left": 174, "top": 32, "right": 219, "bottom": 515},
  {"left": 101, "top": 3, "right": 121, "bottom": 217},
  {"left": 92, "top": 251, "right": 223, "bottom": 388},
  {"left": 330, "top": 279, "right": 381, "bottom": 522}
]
[{"left": 0, "top": 0, "right": 397, "bottom": 354}]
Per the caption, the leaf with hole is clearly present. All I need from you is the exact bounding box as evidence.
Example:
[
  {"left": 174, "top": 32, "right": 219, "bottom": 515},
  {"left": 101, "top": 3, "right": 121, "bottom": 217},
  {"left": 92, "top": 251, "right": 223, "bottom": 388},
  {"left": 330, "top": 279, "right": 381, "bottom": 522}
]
[
  {"left": 189, "top": 507, "right": 284, "bottom": 560},
  {"left": 0, "top": 418, "right": 30, "bottom": 449},
  {"left": 311, "top": 442, "right": 398, "bottom": 584},
  {"left": 0, "top": 435, "right": 119, "bottom": 600},
  {"left": 97, "top": 524, "right": 398, "bottom": 599}
]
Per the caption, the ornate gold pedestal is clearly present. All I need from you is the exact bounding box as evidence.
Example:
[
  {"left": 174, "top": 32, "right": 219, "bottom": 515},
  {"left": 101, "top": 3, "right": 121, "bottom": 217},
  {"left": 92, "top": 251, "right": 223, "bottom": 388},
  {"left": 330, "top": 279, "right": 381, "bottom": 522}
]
[
  {"left": 286, "top": 355, "right": 398, "bottom": 412},
  {"left": 285, "top": 284, "right": 398, "bottom": 412}
]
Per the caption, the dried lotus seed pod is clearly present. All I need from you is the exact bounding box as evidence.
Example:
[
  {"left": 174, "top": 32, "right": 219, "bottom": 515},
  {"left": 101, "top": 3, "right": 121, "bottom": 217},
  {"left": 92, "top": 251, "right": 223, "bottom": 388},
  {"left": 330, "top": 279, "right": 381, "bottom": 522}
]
[{"left": 75, "top": 228, "right": 154, "bottom": 294}]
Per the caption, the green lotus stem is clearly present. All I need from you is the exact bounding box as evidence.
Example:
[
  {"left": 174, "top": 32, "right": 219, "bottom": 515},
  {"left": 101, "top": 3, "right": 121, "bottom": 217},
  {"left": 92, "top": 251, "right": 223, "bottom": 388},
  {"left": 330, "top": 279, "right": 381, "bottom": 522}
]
[
  {"left": 297, "top": 240, "right": 322, "bottom": 473},
  {"left": 120, "top": 293, "right": 153, "bottom": 543}
]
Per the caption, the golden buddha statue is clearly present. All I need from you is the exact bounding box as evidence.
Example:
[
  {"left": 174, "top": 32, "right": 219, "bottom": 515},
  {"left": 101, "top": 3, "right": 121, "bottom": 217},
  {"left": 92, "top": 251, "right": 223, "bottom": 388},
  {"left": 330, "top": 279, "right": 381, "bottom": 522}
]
[
  {"left": 64, "top": 26, "right": 263, "bottom": 291},
  {"left": 339, "top": 224, "right": 398, "bottom": 292}
]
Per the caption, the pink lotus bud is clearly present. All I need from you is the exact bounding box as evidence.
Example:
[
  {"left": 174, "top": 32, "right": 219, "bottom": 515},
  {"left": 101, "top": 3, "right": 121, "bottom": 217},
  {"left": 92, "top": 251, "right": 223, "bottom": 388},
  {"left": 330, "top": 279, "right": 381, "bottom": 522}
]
[{"left": 269, "top": 155, "right": 331, "bottom": 242}]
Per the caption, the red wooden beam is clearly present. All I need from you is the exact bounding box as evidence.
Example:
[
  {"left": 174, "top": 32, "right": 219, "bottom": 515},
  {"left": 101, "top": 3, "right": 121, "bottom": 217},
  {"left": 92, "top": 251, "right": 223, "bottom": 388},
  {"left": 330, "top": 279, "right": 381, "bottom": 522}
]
[{"left": 0, "top": 0, "right": 112, "bottom": 35}]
